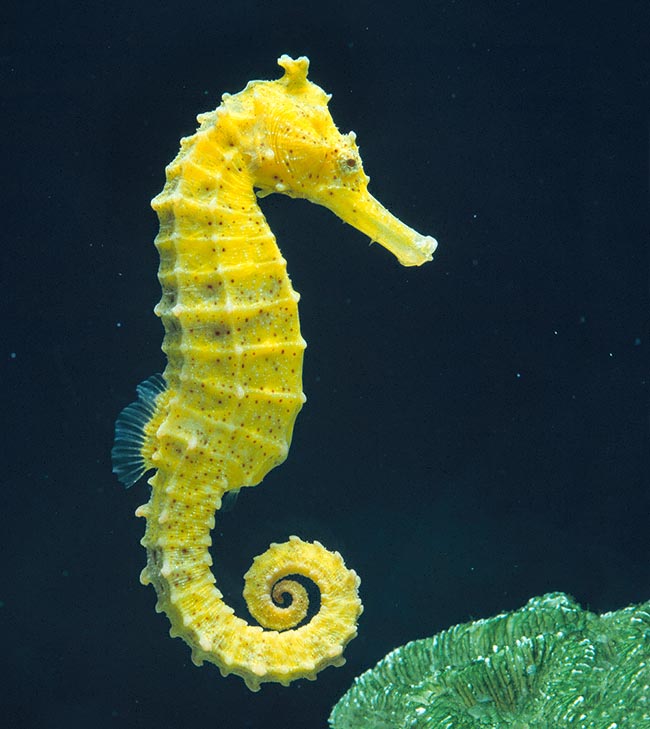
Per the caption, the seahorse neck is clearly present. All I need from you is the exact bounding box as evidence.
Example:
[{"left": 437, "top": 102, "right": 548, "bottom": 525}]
[{"left": 152, "top": 119, "right": 288, "bottom": 392}]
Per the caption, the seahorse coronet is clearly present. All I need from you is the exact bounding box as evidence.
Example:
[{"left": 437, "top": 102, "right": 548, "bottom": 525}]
[{"left": 113, "top": 55, "right": 435, "bottom": 691}]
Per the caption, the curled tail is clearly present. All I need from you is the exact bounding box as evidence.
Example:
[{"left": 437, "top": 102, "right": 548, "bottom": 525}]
[{"left": 113, "top": 377, "right": 362, "bottom": 690}]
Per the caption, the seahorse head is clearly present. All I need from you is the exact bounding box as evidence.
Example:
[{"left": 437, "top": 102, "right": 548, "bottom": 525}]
[
  {"left": 236, "top": 56, "right": 367, "bottom": 201},
  {"left": 228, "top": 55, "right": 437, "bottom": 267}
]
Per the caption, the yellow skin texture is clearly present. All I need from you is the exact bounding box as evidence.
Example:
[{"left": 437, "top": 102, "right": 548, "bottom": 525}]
[{"left": 131, "top": 55, "right": 436, "bottom": 691}]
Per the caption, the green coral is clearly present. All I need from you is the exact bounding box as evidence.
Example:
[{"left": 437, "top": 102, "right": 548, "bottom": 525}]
[{"left": 329, "top": 593, "right": 650, "bottom": 728}]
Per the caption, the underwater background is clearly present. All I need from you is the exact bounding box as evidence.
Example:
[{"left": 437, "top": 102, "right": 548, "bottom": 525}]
[{"left": 3, "top": 1, "right": 648, "bottom": 727}]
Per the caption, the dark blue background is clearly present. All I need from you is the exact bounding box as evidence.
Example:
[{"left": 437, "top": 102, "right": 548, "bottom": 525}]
[{"left": 3, "top": 2, "right": 648, "bottom": 728}]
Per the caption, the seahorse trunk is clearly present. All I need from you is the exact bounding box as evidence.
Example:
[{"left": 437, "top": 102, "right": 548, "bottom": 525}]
[{"left": 113, "top": 55, "right": 435, "bottom": 692}]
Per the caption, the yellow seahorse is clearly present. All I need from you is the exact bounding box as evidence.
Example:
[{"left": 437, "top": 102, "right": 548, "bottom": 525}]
[{"left": 112, "top": 55, "right": 436, "bottom": 691}]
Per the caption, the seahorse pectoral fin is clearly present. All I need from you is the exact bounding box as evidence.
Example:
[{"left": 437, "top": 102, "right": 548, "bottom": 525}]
[
  {"left": 323, "top": 188, "right": 437, "bottom": 267},
  {"left": 221, "top": 488, "right": 240, "bottom": 512}
]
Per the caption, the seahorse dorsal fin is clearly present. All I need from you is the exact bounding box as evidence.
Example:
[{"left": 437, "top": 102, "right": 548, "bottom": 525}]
[{"left": 112, "top": 373, "right": 167, "bottom": 488}]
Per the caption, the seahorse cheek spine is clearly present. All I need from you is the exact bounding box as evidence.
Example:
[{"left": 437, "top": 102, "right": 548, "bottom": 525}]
[{"left": 113, "top": 54, "right": 435, "bottom": 692}]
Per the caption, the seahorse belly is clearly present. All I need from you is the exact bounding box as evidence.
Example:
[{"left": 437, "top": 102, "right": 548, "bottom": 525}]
[{"left": 113, "top": 55, "right": 436, "bottom": 692}]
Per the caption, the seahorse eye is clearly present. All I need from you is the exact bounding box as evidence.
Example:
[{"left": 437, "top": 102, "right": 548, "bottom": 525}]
[{"left": 338, "top": 154, "right": 360, "bottom": 175}]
